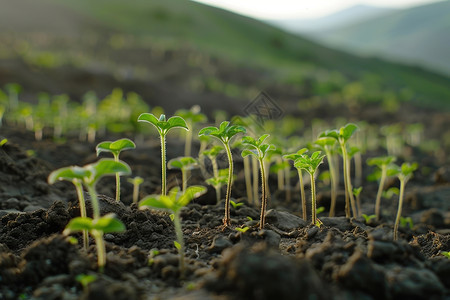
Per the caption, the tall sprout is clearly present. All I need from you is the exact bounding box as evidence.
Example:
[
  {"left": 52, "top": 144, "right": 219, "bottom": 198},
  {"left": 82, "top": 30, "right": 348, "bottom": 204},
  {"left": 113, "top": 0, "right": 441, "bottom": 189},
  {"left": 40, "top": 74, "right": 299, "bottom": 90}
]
[
  {"left": 283, "top": 148, "right": 308, "bottom": 220},
  {"left": 315, "top": 137, "right": 338, "bottom": 217},
  {"left": 138, "top": 113, "right": 188, "bottom": 196},
  {"left": 198, "top": 121, "right": 246, "bottom": 226}
]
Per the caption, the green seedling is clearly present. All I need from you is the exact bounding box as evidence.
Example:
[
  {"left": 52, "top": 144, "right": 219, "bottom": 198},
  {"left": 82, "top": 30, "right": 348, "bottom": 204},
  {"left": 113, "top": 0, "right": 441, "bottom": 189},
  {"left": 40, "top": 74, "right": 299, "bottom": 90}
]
[
  {"left": 382, "top": 187, "right": 400, "bottom": 199},
  {"left": 64, "top": 213, "right": 126, "bottom": 272},
  {"left": 353, "top": 187, "right": 363, "bottom": 217},
  {"left": 139, "top": 186, "right": 206, "bottom": 278},
  {"left": 202, "top": 145, "right": 224, "bottom": 202},
  {"left": 169, "top": 156, "right": 198, "bottom": 192},
  {"left": 441, "top": 251, "right": 450, "bottom": 259},
  {"left": 230, "top": 199, "right": 244, "bottom": 209},
  {"left": 321, "top": 123, "right": 359, "bottom": 218},
  {"left": 199, "top": 121, "right": 246, "bottom": 226},
  {"left": 96, "top": 138, "right": 136, "bottom": 202},
  {"left": 394, "top": 162, "right": 418, "bottom": 241},
  {"left": 316, "top": 206, "right": 326, "bottom": 215},
  {"left": 400, "top": 216, "right": 414, "bottom": 229},
  {"left": 176, "top": 105, "right": 207, "bottom": 157},
  {"left": 76, "top": 274, "right": 97, "bottom": 295},
  {"left": 138, "top": 113, "right": 188, "bottom": 196},
  {"left": 241, "top": 134, "right": 275, "bottom": 229},
  {"left": 4, "top": 83, "right": 21, "bottom": 111},
  {"left": 315, "top": 137, "right": 338, "bottom": 217},
  {"left": 294, "top": 151, "right": 325, "bottom": 225},
  {"left": 367, "top": 156, "right": 397, "bottom": 221},
  {"left": 127, "top": 176, "right": 144, "bottom": 204},
  {"left": 0, "top": 138, "right": 7, "bottom": 146},
  {"left": 362, "top": 214, "right": 376, "bottom": 224},
  {"left": 235, "top": 227, "right": 250, "bottom": 233},
  {"left": 284, "top": 148, "right": 309, "bottom": 220},
  {"left": 49, "top": 159, "right": 131, "bottom": 253}
]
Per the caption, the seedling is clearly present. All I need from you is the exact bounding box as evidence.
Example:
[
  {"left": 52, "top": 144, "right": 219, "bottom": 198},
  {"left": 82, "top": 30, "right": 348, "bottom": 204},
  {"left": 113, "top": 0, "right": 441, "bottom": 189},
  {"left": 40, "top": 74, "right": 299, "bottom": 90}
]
[
  {"left": 399, "top": 216, "right": 413, "bottom": 229},
  {"left": 127, "top": 176, "right": 144, "bottom": 204},
  {"left": 353, "top": 187, "right": 363, "bottom": 217},
  {"left": 138, "top": 113, "right": 188, "bottom": 196},
  {"left": 367, "top": 156, "right": 397, "bottom": 220},
  {"left": 441, "top": 251, "right": 450, "bottom": 259},
  {"left": 199, "top": 121, "right": 246, "bottom": 226},
  {"left": 168, "top": 156, "right": 198, "bottom": 192},
  {"left": 0, "top": 138, "right": 7, "bottom": 146},
  {"left": 315, "top": 137, "right": 338, "bottom": 217},
  {"left": 362, "top": 214, "right": 376, "bottom": 224},
  {"left": 230, "top": 199, "right": 244, "bottom": 209},
  {"left": 235, "top": 227, "right": 250, "bottom": 233},
  {"left": 294, "top": 151, "right": 325, "bottom": 225},
  {"left": 283, "top": 148, "right": 308, "bottom": 220},
  {"left": 76, "top": 274, "right": 97, "bottom": 294},
  {"left": 205, "top": 169, "right": 228, "bottom": 202},
  {"left": 176, "top": 105, "right": 207, "bottom": 157},
  {"left": 139, "top": 186, "right": 206, "bottom": 278},
  {"left": 49, "top": 159, "right": 131, "bottom": 254},
  {"left": 64, "top": 213, "right": 126, "bottom": 272},
  {"left": 96, "top": 138, "right": 136, "bottom": 202},
  {"left": 320, "top": 123, "right": 359, "bottom": 218},
  {"left": 241, "top": 134, "right": 275, "bottom": 229},
  {"left": 394, "top": 162, "right": 418, "bottom": 240}
]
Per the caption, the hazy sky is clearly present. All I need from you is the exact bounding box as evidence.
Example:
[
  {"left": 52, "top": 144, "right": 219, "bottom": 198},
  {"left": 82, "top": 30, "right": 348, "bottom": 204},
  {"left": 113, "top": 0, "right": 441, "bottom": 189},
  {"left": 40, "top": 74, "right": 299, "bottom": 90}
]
[{"left": 192, "top": 0, "right": 443, "bottom": 19}]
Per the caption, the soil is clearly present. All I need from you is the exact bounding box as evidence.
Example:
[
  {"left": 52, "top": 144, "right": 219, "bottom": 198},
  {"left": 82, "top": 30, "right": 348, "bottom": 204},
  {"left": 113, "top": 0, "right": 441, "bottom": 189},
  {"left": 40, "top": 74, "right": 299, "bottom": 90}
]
[{"left": 0, "top": 110, "right": 449, "bottom": 300}]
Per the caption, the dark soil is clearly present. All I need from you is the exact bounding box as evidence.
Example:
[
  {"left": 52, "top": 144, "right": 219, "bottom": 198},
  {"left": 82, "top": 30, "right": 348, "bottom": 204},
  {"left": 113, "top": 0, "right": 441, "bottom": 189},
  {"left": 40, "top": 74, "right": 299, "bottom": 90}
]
[{"left": 0, "top": 114, "right": 449, "bottom": 300}]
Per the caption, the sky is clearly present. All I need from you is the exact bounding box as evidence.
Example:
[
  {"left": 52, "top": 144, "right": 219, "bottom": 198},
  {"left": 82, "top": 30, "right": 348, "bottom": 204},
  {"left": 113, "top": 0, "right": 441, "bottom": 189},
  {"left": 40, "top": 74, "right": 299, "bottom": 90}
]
[{"left": 192, "top": 0, "right": 443, "bottom": 19}]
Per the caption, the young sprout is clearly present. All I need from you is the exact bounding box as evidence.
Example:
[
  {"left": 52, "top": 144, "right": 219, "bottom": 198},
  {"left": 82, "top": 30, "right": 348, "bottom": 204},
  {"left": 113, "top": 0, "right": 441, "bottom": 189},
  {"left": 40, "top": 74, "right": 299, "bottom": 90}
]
[
  {"left": 315, "top": 137, "right": 338, "bottom": 217},
  {"left": 393, "top": 162, "right": 417, "bottom": 241},
  {"left": 367, "top": 156, "right": 397, "bottom": 221},
  {"left": 176, "top": 105, "right": 207, "bottom": 157},
  {"left": 230, "top": 199, "right": 244, "bottom": 209},
  {"left": 294, "top": 151, "right": 325, "bottom": 226},
  {"left": 76, "top": 274, "right": 97, "bottom": 295},
  {"left": 127, "top": 176, "right": 144, "bottom": 204},
  {"left": 283, "top": 148, "right": 308, "bottom": 220},
  {"left": 198, "top": 121, "right": 246, "bottom": 226},
  {"left": 138, "top": 113, "right": 188, "bottom": 196},
  {"left": 242, "top": 134, "right": 275, "bottom": 229},
  {"left": 96, "top": 138, "right": 136, "bottom": 202},
  {"left": 64, "top": 213, "right": 126, "bottom": 272},
  {"left": 320, "top": 123, "right": 359, "bottom": 218},
  {"left": 441, "top": 251, "right": 450, "bottom": 259},
  {"left": 139, "top": 186, "right": 206, "bottom": 278},
  {"left": 362, "top": 214, "right": 376, "bottom": 224},
  {"left": 205, "top": 169, "right": 228, "bottom": 202},
  {"left": 399, "top": 216, "right": 413, "bottom": 229},
  {"left": 168, "top": 156, "right": 198, "bottom": 192},
  {"left": 353, "top": 187, "right": 363, "bottom": 217}
]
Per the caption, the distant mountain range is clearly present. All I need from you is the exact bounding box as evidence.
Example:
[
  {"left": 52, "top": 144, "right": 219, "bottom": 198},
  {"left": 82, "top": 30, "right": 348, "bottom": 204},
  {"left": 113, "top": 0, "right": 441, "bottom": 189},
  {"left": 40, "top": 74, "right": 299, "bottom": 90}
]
[
  {"left": 268, "top": 1, "right": 450, "bottom": 76},
  {"left": 267, "top": 5, "right": 395, "bottom": 33}
]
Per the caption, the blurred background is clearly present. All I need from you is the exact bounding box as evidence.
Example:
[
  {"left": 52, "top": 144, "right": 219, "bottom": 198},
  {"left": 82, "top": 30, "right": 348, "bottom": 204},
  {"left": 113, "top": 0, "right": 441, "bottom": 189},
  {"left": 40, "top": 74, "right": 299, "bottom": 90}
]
[{"left": 0, "top": 0, "right": 449, "bottom": 162}]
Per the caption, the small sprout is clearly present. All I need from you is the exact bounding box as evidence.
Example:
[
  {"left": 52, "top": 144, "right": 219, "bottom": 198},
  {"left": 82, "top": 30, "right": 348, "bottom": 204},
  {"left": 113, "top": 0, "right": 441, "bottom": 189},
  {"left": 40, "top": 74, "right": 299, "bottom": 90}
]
[
  {"left": 96, "top": 138, "right": 136, "bottom": 202},
  {"left": 235, "top": 227, "right": 250, "bottom": 233},
  {"left": 367, "top": 156, "right": 397, "bottom": 220},
  {"left": 241, "top": 134, "right": 275, "bottom": 229},
  {"left": 246, "top": 216, "right": 253, "bottom": 221},
  {"left": 394, "top": 162, "right": 418, "bottom": 241},
  {"left": 67, "top": 236, "right": 78, "bottom": 245},
  {"left": 315, "top": 136, "right": 338, "bottom": 217},
  {"left": 199, "top": 121, "right": 246, "bottom": 226},
  {"left": 382, "top": 187, "right": 400, "bottom": 199},
  {"left": 76, "top": 274, "right": 97, "bottom": 294},
  {"left": 202, "top": 145, "right": 225, "bottom": 202},
  {"left": 148, "top": 249, "right": 160, "bottom": 266},
  {"left": 140, "top": 186, "right": 206, "bottom": 278},
  {"left": 294, "top": 151, "right": 325, "bottom": 226},
  {"left": 168, "top": 156, "right": 198, "bottom": 192},
  {"left": 64, "top": 213, "right": 126, "bottom": 272},
  {"left": 362, "top": 214, "right": 376, "bottom": 224},
  {"left": 441, "top": 251, "right": 450, "bottom": 259},
  {"left": 138, "top": 113, "right": 188, "bottom": 196},
  {"left": 127, "top": 176, "right": 144, "bottom": 204},
  {"left": 230, "top": 200, "right": 244, "bottom": 209},
  {"left": 0, "top": 138, "right": 7, "bottom": 146},
  {"left": 400, "top": 216, "right": 414, "bottom": 229},
  {"left": 321, "top": 123, "right": 359, "bottom": 218},
  {"left": 316, "top": 206, "right": 326, "bottom": 215},
  {"left": 284, "top": 148, "right": 308, "bottom": 220},
  {"left": 353, "top": 187, "right": 363, "bottom": 217}
]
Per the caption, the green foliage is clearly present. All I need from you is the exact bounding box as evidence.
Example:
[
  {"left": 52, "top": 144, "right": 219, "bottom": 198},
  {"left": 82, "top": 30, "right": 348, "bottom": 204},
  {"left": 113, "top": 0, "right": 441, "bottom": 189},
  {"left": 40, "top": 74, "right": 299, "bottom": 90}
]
[
  {"left": 382, "top": 187, "right": 400, "bottom": 199},
  {"left": 198, "top": 121, "right": 246, "bottom": 144},
  {"left": 241, "top": 134, "right": 275, "bottom": 160},
  {"left": 64, "top": 213, "right": 126, "bottom": 234},
  {"left": 441, "top": 251, "right": 450, "bottom": 259},
  {"left": 235, "top": 227, "right": 250, "bottom": 233},
  {"left": 168, "top": 156, "right": 198, "bottom": 170},
  {"left": 294, "top": 151, "right": 325, "bottom": 176},
  {"left": 362, "top": 214, "right": 376, "bottom": 223},
  {"left": 230, "top": 200, "right": 244, "bottom": 209},
  {"left": 96, "top": 138, "right": 136, "bottom": 158},
  {"left": 367, "top": 156, "right": 396, "bottom": 167},
  {"left": 0, "top": 138, "right": 7, "bottom": 146},
  {"left": 353, "top": 187, "right": 363, "bottom": 197},
  {"left": 400, "top": 216, "right": 414, "bottom": 229},
  {"left": 76, "top": 274, "right": 97, "bottom": 290},
  {"left": 138, "top": 113, "right": 188, "bottom": 136}
]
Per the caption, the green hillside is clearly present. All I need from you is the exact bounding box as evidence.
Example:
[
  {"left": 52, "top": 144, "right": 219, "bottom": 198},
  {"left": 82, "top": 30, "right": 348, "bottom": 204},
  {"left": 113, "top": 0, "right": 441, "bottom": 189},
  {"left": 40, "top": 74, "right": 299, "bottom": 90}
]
[
  {"left": 51, "top": 0, "right": 450, "bottom": 109},
  {"left": 314, "top": 1, "right": 450, "bottom": 77}
]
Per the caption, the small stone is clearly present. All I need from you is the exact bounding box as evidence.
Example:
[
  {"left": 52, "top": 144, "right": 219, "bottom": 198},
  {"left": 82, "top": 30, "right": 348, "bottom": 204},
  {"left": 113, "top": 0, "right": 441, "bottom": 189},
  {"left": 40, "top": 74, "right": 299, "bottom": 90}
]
[
  {"left": 208, "top": 236, "right": 232, "bottom": 254},
  {"left": 257, "top": 229, "right": 281, "bottom": 248},
  {"left": 265, "top": 209, "right": 307, "bottom": 231}
]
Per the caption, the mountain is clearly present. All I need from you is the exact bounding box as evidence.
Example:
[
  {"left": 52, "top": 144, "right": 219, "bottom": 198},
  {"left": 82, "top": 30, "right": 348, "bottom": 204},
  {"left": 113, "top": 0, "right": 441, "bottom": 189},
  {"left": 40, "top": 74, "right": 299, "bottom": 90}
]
[
  {"left": 312, "top": 1, "right": 450, "bottom": 76},
  {"left": 267, "top": 5, "right": 395, "bottom": 34}
]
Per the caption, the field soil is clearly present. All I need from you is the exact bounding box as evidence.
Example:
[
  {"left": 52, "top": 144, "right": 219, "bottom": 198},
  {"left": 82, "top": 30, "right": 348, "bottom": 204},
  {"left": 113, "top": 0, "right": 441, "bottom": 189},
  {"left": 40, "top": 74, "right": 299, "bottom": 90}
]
[{"left": 0, "top": 100, "right": 449, "bottom": 300}]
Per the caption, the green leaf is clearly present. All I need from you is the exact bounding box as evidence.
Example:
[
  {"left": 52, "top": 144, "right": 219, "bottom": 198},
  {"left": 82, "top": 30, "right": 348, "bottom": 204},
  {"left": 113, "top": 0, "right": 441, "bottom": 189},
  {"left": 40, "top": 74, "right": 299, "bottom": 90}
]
[
  {"left": 168, "top": 159, "right": 184, "bottom": 169},
  {"left": 283, "top": 148, "right": 308, "bottom": 162},
  {"left": 353, "top": 187, "right": 363, "bottom": 197},
  {"left": 198, "top": 126, "right": 219, "bottom": 137},
  {"left": 48, "top": 166, "right": 89, "bottom": 184},
  {"left": 314, "top": 137, "right": 336, "bottom": 149},
  {"left": 235, "top": 227, "right": 249, "bottom": 233},
  {"left": 139, "top": 195, "right": 171, "bottom": 210},
  {"left": 64, "top": 217, "right": 94, "bottom": 233},
  {"left": 127, "top": 176, "right": 144, "bottom": 185},
  {"left": 92, "top": 213, "right": 126, "bottom": 233},
  {"left": 174, "top": 241, "right": 181, "bottom": 250},
  {"left": 367, "top": 156, "right": 396, "bottom": 167},
  {"left": 319, "top": 129, "right": 339, "bottom": 140},
  {"left": 166, "top": 116, "right": 189, "bottom": 131},
  {"left": 86, "top": 159, "right": 131, "bottom": 184},
  {"left": 137, "top": 113, "right": 160, "bottom": 128},
  {"left": 178, "top": 185, "right": 207, "bottom": 207},
  {"left": 241, "top": 149, "right": 257, "bottom": 158},
  {"left": 76, "top": 274, "right": 97, "bottom": 287},
  {"left": 340, "top": 123, "right": 359, "bottom": 141}
]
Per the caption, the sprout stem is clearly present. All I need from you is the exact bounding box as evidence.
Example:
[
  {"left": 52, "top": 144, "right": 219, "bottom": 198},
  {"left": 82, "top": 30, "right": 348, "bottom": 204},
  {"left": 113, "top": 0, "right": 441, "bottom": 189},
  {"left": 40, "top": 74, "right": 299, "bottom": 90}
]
[
  {"left": 310, "top": 173, "right": 317, "bottom": 225},
  {"left": 161, "top": 134, "right": 167, "bottom": 196},
  {"left": 173, "top": 211, "right": 185, "bottom": 278},
  {"left": 375, "top": 165, "right": 387, "bottom": 221},
  {"left": 393, "top": 179, "right": 406, "bottom": 241},
  {"left": 243, "top": 155, "right": 253, "bottom": 204},
  {"left": 259, "top": 157, "right": 268, "bottom": 229},
  {"left": 224, "top": 143, "right": 234, "bottom": 226},
  {"left": 297, "top": 169, "right": 307, "bottom": 220},
  {"left": 74, "top": 181, "right": 89, "bottom": 250},
  {"left": 93, "top": 231, "right": 106, "bottom": 273},
  {"left": 87, "top": 185, "right": 100, "bottom": 220}
]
